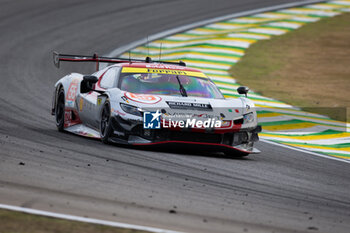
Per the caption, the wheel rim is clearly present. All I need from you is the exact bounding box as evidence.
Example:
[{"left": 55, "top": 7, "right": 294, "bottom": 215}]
[
  {"left": 56, "top": 93, "right": 64, "bottom": 125},
  {"left": 101, "top": 104, "right": 110, "bottom": 137}
]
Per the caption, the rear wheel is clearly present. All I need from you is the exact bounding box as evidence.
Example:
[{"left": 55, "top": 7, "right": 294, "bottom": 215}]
[
  {"left": 55, "top": 88, "right": 65, "bottom": 132},
  {"left": 100, "top": 101, "right": 113, "bottom": 144}
]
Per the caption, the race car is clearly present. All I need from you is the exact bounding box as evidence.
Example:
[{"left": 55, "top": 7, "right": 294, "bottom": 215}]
[{"left": 51, "top": 52, "right": 261, "bottom": 156}]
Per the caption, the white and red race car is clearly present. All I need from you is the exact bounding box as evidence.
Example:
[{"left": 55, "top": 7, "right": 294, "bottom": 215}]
[{"left": 51, "top": 52, "right": 261, "bottom": 156}]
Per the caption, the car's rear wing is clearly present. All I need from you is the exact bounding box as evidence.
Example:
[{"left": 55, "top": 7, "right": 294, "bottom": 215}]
[{"left": 53, "top": 51, "right": 186, "bottom": 70}]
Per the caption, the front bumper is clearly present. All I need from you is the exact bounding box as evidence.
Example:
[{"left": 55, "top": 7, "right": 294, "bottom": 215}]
[{"left": 109, "top": 115, "right": 262, "bottom": 154}]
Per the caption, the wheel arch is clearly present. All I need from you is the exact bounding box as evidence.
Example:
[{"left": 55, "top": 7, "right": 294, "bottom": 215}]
[
  {"left": 51, "top": 73, "right": 84, "bottom": 115},
  {"left": 51, "top": 83, "right": 64, "bottom": 115}
]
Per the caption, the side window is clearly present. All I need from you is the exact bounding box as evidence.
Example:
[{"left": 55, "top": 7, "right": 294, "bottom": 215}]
[{"left": 100, "top": 67, "right": 118, "bottom": 88}]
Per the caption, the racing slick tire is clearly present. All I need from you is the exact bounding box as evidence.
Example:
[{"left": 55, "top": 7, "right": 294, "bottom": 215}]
[
  {"left": 100, "top": 100, "right": 113, "bottom": 144},
  {"left": 55, "top": 88, "right": 65, "bottom": 132}
]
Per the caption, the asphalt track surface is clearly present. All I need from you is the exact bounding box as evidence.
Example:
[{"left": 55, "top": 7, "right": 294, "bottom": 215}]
[{"left": 0, "top": 0, "right": 350, "bottom": 232}]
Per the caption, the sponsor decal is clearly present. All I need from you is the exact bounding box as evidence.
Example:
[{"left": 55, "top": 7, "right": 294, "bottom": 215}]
[
  {"left": 163, "top": 112, "right": 220, "bottom": 120},
  {"left": 97, "top": 97, "right": 102, "bottom": 106},
  {"left": 66, "top": 79, "right": 79, "bottom": 102},
  {"left": 64, "top": 110, "right": 71, "bottom": 126},
  {"left": 145, "top": 64, "right": 186, "bottom": 70},
  {"left": 228, "top": 108, "right": 240, "bottom": 113},
  {"left": 79, "top": 98, "right": 83, "bottom": 111},
  {"left": 125, "top": 92, "right": 161, "bottom": 104},
  {"left": 112, "top": 108, "right": 126, "bottom": 116},
  {"left": 143, "top": 109, "right": 222, "bottom": 129},
  {"left": 162, "top": 118, "right": 221, "bottom": 129},
  {"left": 64, "top": 109, "right": 83, "bottom": 128},
  {"left": 121, "top": 96, "right": 129, "bottom": 103},
  {"left": 121, "top": 67, "right": 207, "bottom": 78},
  {"left": 166, "top": 101, "right": 212, "bottom": 110},
  {"left": 143, "top": 110, "right": 161, "bottom": 129},
  {"left": 147, "top": 69, "right": 187, "bottom": 76}
]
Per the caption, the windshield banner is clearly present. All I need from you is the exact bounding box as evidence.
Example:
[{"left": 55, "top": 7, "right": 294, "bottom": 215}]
[{"left": 121, "top": 67, "right": 207, "bottom": 78}]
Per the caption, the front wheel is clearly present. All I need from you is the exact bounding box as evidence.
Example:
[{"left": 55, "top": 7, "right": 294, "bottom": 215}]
[
  {"left": 100, "top": 101, "right": 113, "bottom": 144},
  {"left": 55, "top": 88, "right": 65, "bottom": 132}
]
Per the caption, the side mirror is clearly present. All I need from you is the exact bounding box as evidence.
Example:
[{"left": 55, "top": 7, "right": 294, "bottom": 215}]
[
  {"left": 237, "top": 86, "right": 249, "bottom": 97},
  {"left": 81, "top": 75, "right": 98, "bottom": 93}
]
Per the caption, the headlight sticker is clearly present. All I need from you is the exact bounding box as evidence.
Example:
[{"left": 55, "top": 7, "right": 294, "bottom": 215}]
[{"left": 124, "top": 92, "right": 162, "bottom": 104}]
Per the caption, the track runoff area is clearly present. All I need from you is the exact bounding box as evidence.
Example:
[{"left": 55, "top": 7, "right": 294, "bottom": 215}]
[
  {"left": 116, "top": 0, "right": 350, "bottom": 162},
  {"left": 2, "top": 0, "right": 350, "bottom": 233}
]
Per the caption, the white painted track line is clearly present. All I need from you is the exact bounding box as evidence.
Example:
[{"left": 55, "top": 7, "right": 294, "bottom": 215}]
[
  {"left": 260, "top": 139, "right": 350, "bottom": 164},
  {"left": 0, "top": 204, "right": 182, "bottom": 233},
  {"left": 106, "top": 0, "right": 326, "bottom": 57}
]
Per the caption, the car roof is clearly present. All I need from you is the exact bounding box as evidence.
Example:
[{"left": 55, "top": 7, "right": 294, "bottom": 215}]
[{"left": 117, "top": 62, "right": 203, "bottom": 73}]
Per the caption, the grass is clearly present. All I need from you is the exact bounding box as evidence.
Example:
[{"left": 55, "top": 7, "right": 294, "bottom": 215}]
[
  {"left": 229, "top": 13, "right": 350, "bottom": 122},
  {"left": 0, "top": 209, "right": 150, "bottom": 233}
]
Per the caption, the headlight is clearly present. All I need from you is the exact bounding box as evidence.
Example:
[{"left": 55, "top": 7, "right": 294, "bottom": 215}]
[
  {"left": 120, "top": 103, "right": 142, "bottom": 117},
  {"left": 243, "top": 112, "right": 254, "bottom": 124}
]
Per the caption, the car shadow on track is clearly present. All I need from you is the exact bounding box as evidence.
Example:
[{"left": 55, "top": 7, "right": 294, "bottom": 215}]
[
  {"left": 63, "top": 130, "right": 254, "bottom": 160},
  {"left": 117, "top": 143, "right": 253, "bottom": 160}
]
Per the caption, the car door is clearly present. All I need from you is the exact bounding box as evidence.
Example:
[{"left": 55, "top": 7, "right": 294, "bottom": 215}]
[
  {"left": 90, "top": 66, "right": 120, "bottom": 129},
  {"left": 76, "top": 67, "right": 118, "bottom": 130}
]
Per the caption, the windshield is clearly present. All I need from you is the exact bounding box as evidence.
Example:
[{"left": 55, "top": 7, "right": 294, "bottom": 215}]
[{"left": 119, "top": 71, "right": 223, "bottom": 99}]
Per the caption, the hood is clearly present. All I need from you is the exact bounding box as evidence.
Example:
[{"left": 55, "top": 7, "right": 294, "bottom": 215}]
[{"left": 120, "top": 91, "right": 246, "bottom": 121}]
